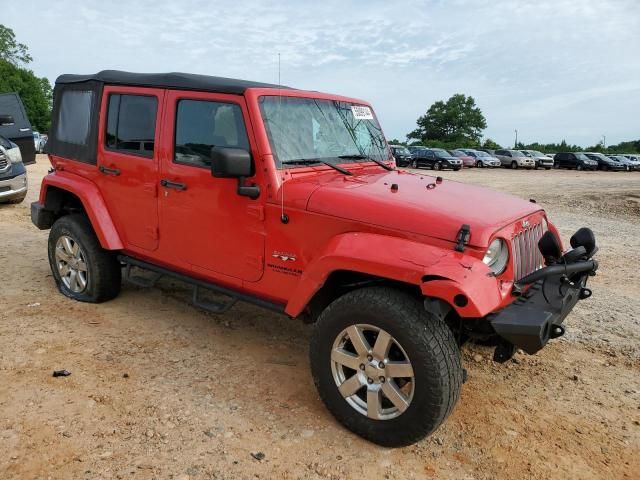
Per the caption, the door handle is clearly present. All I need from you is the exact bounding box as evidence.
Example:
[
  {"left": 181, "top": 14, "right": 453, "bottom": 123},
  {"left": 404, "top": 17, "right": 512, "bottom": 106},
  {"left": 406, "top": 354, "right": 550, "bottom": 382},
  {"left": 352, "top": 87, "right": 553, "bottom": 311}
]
[
  {"left": 99, "top": 165, "right": 121, "bottom": 176},
  {"left": 160, "top": 179, "right": 187, "bottom": 191}
]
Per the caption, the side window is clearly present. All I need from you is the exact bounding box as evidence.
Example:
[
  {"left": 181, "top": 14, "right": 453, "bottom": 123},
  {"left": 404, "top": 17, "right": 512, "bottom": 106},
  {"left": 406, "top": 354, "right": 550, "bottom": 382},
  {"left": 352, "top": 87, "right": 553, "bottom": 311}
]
[
  {"left": 174, "top": 99, "right": 249, "bottom": 168},
  {"left": 106, "top": 94, "right": 157, "bottom": 158},
  {"left": 58, "top": 90, "right": 94, "bottom": 145}
]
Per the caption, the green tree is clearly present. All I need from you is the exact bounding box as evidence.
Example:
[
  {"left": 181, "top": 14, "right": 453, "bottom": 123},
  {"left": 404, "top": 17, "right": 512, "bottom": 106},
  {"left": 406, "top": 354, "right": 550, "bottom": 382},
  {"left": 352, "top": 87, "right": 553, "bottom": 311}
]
[
  {"left": 0, "top": 24, "right": 32, "bottom": 65},
  {"left": 482, "top": 138, "right": 501, "bottom": 149},
  {"left": 408, "top": 94, "right": 487, "bottom": 145},
  {"left": 0, "top": 25, "right": 51, "bottom": 132}
]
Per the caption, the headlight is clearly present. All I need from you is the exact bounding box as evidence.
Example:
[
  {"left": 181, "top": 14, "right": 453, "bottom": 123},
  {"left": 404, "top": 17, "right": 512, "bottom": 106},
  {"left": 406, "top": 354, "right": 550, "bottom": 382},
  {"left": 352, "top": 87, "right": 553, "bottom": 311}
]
[{"left": 483, "top": 238, "right": 509, "bottom": 275}]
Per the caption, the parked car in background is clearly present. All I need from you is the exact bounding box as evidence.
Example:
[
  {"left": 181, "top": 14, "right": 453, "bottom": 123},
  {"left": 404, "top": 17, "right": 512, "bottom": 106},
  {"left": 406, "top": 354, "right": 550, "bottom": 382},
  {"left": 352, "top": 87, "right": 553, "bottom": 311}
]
[
  {"left": 607, "top": 155, "right": 637, "bottom": 171},
  {"left": 520, "top": 150, "right": 554, "bottom": 169},
  {"left": 449, "top": 149, "right": 475, "bottom": 167},
  {"left": 622, "top": 154, "right": 640, "bottom": 169},
  {"left": 459, "top": 149, "right": 501, "bottom": 168},
  {"left": 0, "top": 134, "right": 28, "bottom": 204},
  {"left": 411, "top": 147, "right": 462, "bottom": 170},
  {"left": 0, "top": 93, "right": 36, "bottom": 165},
  {"left": 389, "top": 145, "right": 413, "bottom": 167},
  {"left": 494, "top": 149, "right": 535, "bottom": 169},
  {"left": 553, "top": 152, "right": 597, "bottom": 171},
  {"left": 584, "top": 153, "right": 626, "bottom": 171}
]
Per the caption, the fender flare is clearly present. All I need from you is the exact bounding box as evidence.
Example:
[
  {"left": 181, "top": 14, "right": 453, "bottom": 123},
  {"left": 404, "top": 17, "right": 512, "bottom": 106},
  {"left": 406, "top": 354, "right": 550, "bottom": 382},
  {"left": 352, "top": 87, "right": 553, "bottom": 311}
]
[
  {"left": 40, "top": 173, "right": 123, "bottom": 250},
  {"left": 284, "top": 232, "right": 504, "bottom": 318}
]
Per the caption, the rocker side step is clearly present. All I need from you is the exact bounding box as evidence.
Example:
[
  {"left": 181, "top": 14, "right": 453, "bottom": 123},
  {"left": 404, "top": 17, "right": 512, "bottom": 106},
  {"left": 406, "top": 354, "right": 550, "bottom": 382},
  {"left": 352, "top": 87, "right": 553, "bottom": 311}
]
[{"left": 118, "top": 255, "right": 285, "bottom": 315}]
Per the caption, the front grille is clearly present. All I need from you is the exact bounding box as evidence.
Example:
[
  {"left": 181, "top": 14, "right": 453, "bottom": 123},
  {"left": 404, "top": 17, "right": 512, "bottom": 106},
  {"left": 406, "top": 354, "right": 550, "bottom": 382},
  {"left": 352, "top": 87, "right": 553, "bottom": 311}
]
[
  {"left": 0, "top": 156, "right": 8, "bottom": 171},
  {"left": 512, "top": 221, "right": 547, "bottom": 281}
]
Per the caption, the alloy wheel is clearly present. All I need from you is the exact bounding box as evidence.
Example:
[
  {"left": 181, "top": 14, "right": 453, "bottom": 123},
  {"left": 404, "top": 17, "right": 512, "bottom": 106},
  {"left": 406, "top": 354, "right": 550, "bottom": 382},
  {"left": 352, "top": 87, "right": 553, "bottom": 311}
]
[
  {"left": 55, "top": 235, "right": 89, "bottom": 293},
  {"left": 330, "top": 324, "right": 415, "bottom": 420}
]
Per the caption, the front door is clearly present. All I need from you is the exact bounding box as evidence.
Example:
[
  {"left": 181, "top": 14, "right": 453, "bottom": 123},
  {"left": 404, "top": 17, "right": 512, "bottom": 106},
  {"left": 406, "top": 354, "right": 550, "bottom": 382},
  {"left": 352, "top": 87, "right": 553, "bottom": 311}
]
[
  {"left": 97, "top": 86, "right": 163, "bottom": 251},
  {"left": 157, "top": 90, "right": 265, "bottom": 282}
]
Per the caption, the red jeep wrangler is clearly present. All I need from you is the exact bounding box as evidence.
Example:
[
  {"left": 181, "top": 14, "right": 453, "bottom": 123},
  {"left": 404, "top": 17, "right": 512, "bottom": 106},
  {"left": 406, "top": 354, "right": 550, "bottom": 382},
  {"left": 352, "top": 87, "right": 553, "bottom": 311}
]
[{"left": 31, "top": 71, "right": 598, "bottom": 447}]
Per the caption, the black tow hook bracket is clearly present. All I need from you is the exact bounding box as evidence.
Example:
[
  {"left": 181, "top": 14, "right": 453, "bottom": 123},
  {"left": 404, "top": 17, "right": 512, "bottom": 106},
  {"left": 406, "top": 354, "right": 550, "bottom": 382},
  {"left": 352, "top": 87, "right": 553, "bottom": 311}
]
[
  {"left": 549, "top": 324, "right": 565, "bottom": 339},
  {"left": 579, "top": 287, "right": 592, "bottom": 300},
  {"left": 493, "top": 341, "right": 516, "bottom": 363}
]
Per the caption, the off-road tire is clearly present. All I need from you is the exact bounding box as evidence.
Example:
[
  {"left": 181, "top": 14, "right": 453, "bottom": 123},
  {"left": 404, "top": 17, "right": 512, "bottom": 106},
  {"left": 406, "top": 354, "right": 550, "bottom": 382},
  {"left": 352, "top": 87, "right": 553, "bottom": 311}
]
[
  {"left": 310, "top": 287, "right": 462, "bottom": 447},
  {"left": 48, "top": 214, "right": 121, "bottom": 303}
]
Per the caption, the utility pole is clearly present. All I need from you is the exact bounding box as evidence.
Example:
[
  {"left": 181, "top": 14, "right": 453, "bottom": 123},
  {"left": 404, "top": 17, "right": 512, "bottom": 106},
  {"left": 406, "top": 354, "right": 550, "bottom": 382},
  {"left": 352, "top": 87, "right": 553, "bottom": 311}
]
[
  {"left": 514, "top": 129, "right": 518, "bottom": 148},
  {"left": 602, "top": 134, "right": 606, "bottom": 149}
]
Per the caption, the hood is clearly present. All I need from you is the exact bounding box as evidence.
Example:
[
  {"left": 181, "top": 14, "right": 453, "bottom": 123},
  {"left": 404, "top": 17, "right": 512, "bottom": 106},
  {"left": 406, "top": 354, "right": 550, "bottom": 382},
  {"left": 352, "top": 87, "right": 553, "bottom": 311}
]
[{"left": 285, "top": 167, "right": 542, "bottom": 248}]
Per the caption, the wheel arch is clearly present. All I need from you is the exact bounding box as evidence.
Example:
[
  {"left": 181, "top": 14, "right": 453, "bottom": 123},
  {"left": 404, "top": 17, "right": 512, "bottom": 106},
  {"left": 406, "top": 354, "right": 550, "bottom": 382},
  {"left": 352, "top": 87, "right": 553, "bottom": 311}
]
[
  {"left": 38, "top": 174, "right": 123, "bottom": 250},
  {"left": 285, "top": 232, "right": 502, "bottom": 320}
]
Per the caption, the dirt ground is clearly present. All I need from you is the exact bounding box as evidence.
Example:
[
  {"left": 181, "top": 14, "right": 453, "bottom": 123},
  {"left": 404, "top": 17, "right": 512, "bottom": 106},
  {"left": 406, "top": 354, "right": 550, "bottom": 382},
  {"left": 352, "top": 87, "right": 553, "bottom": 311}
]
[{"left": 1, "top": 156, "right": 638, "bottom": 479}]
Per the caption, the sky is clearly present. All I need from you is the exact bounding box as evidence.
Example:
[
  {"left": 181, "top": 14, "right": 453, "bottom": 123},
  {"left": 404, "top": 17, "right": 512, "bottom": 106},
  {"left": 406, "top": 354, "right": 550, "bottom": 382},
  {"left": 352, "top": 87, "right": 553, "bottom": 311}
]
[{"left": 3, "top": 0, "right": 639, "bottom": 147}]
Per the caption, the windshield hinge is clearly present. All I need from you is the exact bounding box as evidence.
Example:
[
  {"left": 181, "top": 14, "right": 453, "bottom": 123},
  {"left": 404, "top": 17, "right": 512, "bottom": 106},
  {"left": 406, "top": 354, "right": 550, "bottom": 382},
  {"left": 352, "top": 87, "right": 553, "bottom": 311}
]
[{"left": 455, "top": 224, "right": 471, "bottom": 252}]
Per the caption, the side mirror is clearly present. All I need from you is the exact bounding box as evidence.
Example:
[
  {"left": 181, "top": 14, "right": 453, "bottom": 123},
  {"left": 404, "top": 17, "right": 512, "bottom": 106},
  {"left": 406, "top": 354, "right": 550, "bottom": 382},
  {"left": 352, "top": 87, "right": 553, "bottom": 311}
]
[
  {"left": 210, "top": 147, "right": 259, "bottom": 199},
  {"left": 0, "top": 114, "right": 15, "bottom": 126}
]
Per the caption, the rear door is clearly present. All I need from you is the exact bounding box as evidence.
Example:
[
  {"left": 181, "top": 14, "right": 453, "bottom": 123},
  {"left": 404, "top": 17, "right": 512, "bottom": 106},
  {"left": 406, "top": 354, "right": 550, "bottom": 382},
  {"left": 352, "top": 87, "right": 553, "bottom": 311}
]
[
  {"left": 157, "top": 90, "right": 265, "bottom": 282},
  {"left": 96, "top": 86, "right": 164, "bottom": 252}
]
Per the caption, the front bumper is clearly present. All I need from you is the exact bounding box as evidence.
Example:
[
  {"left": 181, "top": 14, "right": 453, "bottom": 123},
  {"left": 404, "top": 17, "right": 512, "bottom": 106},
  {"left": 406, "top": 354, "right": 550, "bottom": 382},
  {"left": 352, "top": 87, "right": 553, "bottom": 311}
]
[
  {"left": 488, "top": 234, "right": 598, "bottom": 356},
  {"left": 0, "top": 171, "right": 28, "bottom": 201}
]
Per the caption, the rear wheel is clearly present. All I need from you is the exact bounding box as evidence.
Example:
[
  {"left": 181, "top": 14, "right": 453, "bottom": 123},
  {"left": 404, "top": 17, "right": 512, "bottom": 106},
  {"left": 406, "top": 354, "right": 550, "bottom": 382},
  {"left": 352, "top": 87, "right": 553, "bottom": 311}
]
[
  {"left": 48, "top": 214, "right": 121, "bottom": 303},
  {"left": 310, "top": 287, "right": 463, "bottom": 447}
]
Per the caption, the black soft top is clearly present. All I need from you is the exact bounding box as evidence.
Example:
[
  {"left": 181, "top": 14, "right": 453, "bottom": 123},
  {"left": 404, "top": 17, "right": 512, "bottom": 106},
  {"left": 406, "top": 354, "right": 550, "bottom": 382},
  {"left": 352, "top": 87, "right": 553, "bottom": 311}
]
[{"left": 55, "top": 70, "right": 290, "bottom": 95}]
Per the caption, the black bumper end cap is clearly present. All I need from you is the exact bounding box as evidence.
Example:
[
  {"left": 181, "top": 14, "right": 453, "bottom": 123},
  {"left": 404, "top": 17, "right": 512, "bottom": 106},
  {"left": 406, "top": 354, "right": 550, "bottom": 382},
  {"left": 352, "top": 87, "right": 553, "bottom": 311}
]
[{"left": 31, "top": 201, "right": 54, "bottom": 230}]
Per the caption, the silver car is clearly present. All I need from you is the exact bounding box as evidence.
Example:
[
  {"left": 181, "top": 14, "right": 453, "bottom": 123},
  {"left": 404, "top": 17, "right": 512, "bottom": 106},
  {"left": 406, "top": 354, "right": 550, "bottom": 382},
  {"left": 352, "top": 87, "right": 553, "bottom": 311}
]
[
  {"left": 520, "top": 150, "right": 554, "bottom": 169},
  {"left": 457, "top": 148, "right": 501, "bottom": 168},
  {"left": 0, "top": 135, "right": 28, "bottom": 203},
  {"left": 494, "top": 149, "right": 536, "bottom": 169}
]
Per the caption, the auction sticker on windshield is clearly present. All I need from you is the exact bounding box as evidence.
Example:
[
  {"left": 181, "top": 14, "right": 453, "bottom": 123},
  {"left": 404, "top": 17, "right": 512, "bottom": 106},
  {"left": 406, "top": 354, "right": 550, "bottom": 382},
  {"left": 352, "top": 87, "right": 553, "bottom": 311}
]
[{"left": 351, "top": 105, "right": 374, "bottom": 120}]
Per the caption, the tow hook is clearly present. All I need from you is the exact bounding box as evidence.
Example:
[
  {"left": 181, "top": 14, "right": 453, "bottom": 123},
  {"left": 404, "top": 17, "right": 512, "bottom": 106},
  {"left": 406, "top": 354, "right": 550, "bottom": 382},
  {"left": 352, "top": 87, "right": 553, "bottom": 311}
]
[
  {"left": 550, "top": 324, "right": 565, "bottom": 339},
  {"left": 579, "top": 287, "right": 592, "bottom": 300},
  {"left": 493, "top": 341, "right": 516, "bottom": 363}
]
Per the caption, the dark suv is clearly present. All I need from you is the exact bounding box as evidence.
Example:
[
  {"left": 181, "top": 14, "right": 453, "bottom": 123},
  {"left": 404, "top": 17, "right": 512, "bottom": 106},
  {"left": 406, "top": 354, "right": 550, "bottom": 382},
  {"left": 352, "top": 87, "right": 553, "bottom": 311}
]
[
  {"left": 389, "top": 144, "right": 412, "bottom": 167},
  {"left": 584, "top": 153, "right": 626, "bottom": 171},
  {"left": 410, "top": 148, "right": 462, "bottom": 170},
  {"left": 553, "top": 152, "right": 598, "bottom": 171}
]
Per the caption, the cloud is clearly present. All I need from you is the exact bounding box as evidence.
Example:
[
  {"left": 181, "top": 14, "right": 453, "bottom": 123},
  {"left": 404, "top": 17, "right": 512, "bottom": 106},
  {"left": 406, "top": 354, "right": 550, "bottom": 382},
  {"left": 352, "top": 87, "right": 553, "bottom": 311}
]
[{"left": 3, "top": 0, "right": 640, "bottom": 146}]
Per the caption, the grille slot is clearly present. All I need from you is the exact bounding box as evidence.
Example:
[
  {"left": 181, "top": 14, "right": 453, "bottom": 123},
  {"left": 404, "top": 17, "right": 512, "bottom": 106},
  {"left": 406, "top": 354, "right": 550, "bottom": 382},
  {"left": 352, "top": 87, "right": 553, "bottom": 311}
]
[
  {"left": 512, "top": 222, "right": 547, "bottom": 281},
  {"left": 0, "top": 156, "right": 8, "bottom": 171}
]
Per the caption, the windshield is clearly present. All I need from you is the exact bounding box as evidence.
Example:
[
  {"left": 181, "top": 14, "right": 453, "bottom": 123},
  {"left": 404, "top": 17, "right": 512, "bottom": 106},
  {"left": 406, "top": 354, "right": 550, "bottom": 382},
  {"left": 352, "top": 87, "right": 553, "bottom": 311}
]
[
  {"left": 475, "top": 151, "right": 490, "bottom": 158},
  {"left": 511, "top": 151, "right": 525, "bottom": 157},
  {"left": 450, "top": 150, "right": 464, "bottom": 157},
  {"left": 259, "top": 96, "right": 388, "bottom": 168},
  {"left": 531, "top": 151, "right": 545, "bottom": 157},
  {"left": 521, "top": 151, "right": 533, "bottom": 157},
  {"left": 575, "top": 153, "right": 590, "bottom": 161}
]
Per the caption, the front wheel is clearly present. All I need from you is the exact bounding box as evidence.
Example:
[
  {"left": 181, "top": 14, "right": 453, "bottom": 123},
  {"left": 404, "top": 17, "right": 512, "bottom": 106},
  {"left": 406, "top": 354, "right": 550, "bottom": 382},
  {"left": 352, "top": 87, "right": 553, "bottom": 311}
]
[
  {"left": 48, "top": 214, "right": 122, "bottom": 303},
  {"left": 310, "top": 287, "right": 463, "bottom": 447},
  {"left": 576, "top": 164, "right": 583, "bottom": 171},
  {"left": 511, "top": 161, "right": 518, "bottom": 169},
  {"left": 453, "top": 167, "right": 461, "bottom": 171},
  {"left": 411, "top": 159, "right": 418, "bottom": 169},
  {"left": 434, "top": 162, "right": 442, "bottom": 171},
  {"left": 476, "top": 160, "right": 483, "bottom": 168}
]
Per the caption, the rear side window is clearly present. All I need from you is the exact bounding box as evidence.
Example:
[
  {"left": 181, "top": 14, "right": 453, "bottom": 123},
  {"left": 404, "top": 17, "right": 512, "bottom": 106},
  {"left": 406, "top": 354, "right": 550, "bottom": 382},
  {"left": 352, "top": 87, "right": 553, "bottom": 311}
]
[
  {"left": 57, "top": 91, "right": 93, "bottom": 145},
  {"left": 106, "top": 94, "right": 157, "bottom": 158},
  {"left": 174, "top": 99, "right": 249, "bottom": 168}
]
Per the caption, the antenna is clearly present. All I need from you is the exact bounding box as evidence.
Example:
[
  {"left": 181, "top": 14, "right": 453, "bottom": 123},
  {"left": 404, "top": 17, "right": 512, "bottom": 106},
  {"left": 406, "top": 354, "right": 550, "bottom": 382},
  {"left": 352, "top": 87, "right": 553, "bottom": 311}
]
[{"left": 278, "top": 52, "right": 289, "bottom": 224}]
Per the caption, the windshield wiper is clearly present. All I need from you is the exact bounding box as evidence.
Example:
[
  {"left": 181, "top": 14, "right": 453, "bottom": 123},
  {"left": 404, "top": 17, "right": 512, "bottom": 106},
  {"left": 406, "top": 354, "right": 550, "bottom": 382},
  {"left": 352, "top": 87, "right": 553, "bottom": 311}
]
[
  {"left": 282, "top": 159, "right": 352, "bottom": 175},
  {"left": 338, "top": 154, "right": 394, "bottom": 171}
]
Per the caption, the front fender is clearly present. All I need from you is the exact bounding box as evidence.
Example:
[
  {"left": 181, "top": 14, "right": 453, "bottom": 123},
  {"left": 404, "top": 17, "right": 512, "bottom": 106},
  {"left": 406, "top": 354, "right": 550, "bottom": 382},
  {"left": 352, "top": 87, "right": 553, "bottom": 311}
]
[
  {"left": 284, "top": 233, "right": 504, "bottom": 318},
  {"left": 39, "top": 172, "right": 123, "bottom": 250}
]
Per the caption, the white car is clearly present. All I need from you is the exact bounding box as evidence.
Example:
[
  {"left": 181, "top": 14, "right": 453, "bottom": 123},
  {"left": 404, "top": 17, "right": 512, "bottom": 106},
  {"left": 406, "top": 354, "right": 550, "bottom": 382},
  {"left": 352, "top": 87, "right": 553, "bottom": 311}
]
[{"left": 0, "top": 135, "right": 28, "bottom": 204}]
